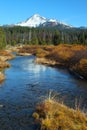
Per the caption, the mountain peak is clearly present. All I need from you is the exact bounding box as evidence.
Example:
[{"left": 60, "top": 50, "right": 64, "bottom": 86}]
[
  {"left": 32, "top": 14, "right": 42, "bottom": 18},
  {"left": 16, "top": 14, "right": 72, "bottom": 28},
  {"left": 33, "top": 14, "right": 40, "bottom": 16},
  {"left": 31, "top": 14, "right": 47, "bottom": 20},
  {"left": 17, "top": 14, "right": 47, "bottom": 27}
]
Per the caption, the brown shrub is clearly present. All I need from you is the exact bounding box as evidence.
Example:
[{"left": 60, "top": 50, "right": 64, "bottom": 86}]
[
  {"left": 47, "top": 44, "right": 74, "bottom": 65},
  {"left": 36, "top": 48, "right": 49, "bottom": 58},
  {"left": 71, "top": 44, "right": 86, "bottom": 51},
  {"left": 72, "top": 58, "right": 87, "bottom": 78}
]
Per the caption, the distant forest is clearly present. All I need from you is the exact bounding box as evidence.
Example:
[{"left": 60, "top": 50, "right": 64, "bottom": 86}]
[{"left": 0, "top": 26, "right": 87, "bottom": 49}]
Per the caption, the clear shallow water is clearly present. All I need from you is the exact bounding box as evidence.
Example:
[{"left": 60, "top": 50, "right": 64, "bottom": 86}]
[{"left": 0, "top": 55, "right": 87, "bottom": 130}]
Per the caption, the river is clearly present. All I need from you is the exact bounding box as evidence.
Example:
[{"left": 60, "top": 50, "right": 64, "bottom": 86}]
[{"left": 0, "top": 55, "right": 87, "bottom": 130}]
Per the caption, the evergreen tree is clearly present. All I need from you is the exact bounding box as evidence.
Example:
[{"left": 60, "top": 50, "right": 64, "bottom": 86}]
[
  {"left": 53, "top": 30, "right": 60, "bottom": 45},
  {"left": 0, "top": 27, "right": 6, "bottom": 49}
]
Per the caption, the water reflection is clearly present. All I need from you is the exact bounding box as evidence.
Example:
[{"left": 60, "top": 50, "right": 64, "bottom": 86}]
[{"left": 24, "top": 64, "right": 47, "bottom": 74}]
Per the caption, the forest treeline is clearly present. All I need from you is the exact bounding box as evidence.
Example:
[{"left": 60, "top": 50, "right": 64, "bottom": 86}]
[{"left": 0, "top": 26, "right": 87, "bottom": 49}]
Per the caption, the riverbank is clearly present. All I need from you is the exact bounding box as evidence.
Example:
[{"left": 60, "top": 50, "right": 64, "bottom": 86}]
[
  {"left": 0, "top": 72, "right": 5, "bottom": 83},
  {"left": 35, "top": 57, "right": 85, "bottom": 79},
  {"left": 16, "top": 52, "right": 32, "bottom": 56},
  {"left": 0, "top": 50, "right": 15, "bottom": 83},
  {"left": 35, "top": 57, "right": 57, "bottom": 66},
  {"left": 16, "top": 44, "right": 87, "bottom": 79},
  {"left": 33, "top": 99, "right": 87, "bottom": 130}
]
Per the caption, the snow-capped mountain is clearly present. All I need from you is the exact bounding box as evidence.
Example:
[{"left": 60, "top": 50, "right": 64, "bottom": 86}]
[
  {"left": 16, "top": 14, "right": 72, "bottom": 28},
  {"left": 16, "top": 14, "right": 47, "bottom": 27}
]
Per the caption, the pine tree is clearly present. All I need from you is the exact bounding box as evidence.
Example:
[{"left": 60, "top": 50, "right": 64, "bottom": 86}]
[
  {"left": 0, "top": 27, "right": 6, "bottom": 49},
  {"left": 53, "top": 30, "right": 60, "bottom": 45}
]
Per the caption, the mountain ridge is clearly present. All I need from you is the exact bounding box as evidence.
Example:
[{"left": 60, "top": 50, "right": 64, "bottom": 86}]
[
  {"left": 2, "top": 14, "right": 87, "bottom": 29},
  {"left": 15, "top": 14, "right": 72, "bottom": 28}
]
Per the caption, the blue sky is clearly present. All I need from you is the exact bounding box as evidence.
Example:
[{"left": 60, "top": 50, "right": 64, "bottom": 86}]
[{"left": 0, "top": 0, "right": 87, "bottom": 27}]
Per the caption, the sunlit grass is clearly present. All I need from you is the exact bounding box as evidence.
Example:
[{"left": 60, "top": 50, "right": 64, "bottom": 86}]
[{"left": 33, "top": 91, "right": 87, "bottom": 130}]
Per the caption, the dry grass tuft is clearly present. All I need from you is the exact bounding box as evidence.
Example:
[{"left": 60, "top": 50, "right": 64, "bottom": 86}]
[{"left": 33, "top": 97, "right": 87, "bottom": 130}]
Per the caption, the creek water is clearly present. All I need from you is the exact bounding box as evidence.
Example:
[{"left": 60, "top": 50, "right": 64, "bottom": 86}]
[{"left": 0, "top": 55, "right": 87, "bottom": 130}]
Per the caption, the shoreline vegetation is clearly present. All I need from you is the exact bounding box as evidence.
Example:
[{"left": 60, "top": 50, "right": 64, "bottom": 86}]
[
  {"left": 0, "top": 72, "right": 5, "bottom": 83},
  {"left": 17, "top": 44, "right": 87, "bottom": 80},
  {"left": 33, "top": 98, "right": 87, "bottom": 130},
  {"left": 0, "top": 49, "right": 15, "bottom": 83}
]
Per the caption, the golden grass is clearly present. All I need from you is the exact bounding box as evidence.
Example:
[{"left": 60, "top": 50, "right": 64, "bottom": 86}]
[
  {"left": 33, "top": 99, "right": 87, "bottom": 130},
  {"left": 36, "top": 48, "right": 49, "bottom": 58},
  {"left": 0, "top": 49, "right": 15, "bottom": 83},
  {"left": 0, "top": 50, "right": 15, "bottom": 60}
]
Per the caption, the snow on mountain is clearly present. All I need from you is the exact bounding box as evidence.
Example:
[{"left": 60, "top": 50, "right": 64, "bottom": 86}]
[
  {"left": 49, "top": 19, "right": 58, "bottom": 23},
  {"left": 16, "top": 14, "right": 47, "bottom": 27},
  {"left": 16, "top": 14, "right": 72, "bottom": 28}
]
